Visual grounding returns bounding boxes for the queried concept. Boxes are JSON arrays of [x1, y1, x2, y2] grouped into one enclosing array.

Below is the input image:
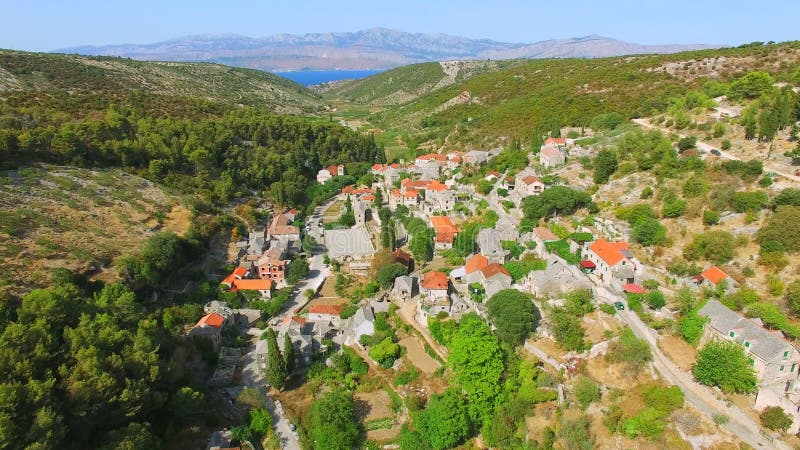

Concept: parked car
[[710, 149, 721, 156], [614, 301, 625, 311]]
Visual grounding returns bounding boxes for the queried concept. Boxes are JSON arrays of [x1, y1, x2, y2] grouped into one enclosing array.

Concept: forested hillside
[[0, 64, 383, 208], [330, 41, 800, 149], [0, 50, 387, 450], [0, 49, 323, 112]]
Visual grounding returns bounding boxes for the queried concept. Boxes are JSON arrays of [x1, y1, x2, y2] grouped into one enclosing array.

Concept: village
[[195, 134, 800, 450]]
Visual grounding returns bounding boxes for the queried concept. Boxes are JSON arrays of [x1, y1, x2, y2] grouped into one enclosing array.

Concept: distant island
[[54, 27, 719, 71]]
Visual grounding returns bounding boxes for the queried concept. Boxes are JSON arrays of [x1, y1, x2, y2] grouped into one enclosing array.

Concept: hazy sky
[[3, 0, 798, 51]]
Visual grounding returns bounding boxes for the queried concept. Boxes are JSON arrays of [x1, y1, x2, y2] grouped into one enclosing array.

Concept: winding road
[[594, 284, 787, 450]]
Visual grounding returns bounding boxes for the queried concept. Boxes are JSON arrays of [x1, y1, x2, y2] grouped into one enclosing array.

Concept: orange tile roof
[[545, 137, 567, 145], [309, 304, 344, 316], [282, 316, 307, 326], [230, 278, 273, 291], [221, 266, 250, 285], [541, 146, 562, 157], [341, 185, 355, 194], [428, 180, 448, 192], [701, 266, 729, 285], [196, 312, 225, 328], [465, 254, 489, 274], [430, 216, 458, 234], [435, 232, 455, 243], [363, 194, 375, 201], [522, 175, 542, 185], [403, 188, 419, 197], [417, 153, 447, 161], [372, 163, 385, 171], [421, 271, 449, 290], [588, 238, 630, 266], [482, 263, 511, 279]]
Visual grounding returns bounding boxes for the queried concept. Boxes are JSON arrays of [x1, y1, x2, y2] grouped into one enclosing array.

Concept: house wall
[[422, 288, 448, 301]]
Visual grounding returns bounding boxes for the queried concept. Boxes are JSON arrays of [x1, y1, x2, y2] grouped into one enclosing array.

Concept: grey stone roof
[[394, 275, 413, 292], [477, 228, 503, 256], [698, 300, 794, 363], [353, 305, 375, 327], [324, 227, 376, 259]]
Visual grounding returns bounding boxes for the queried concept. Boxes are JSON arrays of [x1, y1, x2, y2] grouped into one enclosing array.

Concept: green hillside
[[0, 49, 324, 112], [320, 60, 506, 105], [340, 42, 800, 149]]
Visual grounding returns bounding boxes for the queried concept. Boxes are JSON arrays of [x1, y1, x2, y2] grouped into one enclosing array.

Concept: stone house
[[698, 300, 800, 431], [583, 238, 642, 290]]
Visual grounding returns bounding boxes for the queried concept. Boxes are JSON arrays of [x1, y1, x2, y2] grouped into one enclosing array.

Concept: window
[[744, 341, 751, 349], [729, 331, 736, 338], [792, 364, 797, 373], [781, 365, 785, 372], [749, 358, 755, 366], [784, 351, 790, 359]]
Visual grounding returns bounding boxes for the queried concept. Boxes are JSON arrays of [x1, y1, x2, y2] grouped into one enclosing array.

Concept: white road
[[594, 284, 787, 450], [236, 199, 333, 450]]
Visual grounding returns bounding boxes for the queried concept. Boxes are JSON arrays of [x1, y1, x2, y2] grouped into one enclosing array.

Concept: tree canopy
[[447, 313, 504, 424], [309, 391, 359, 450], [415, 388, 471, 450], [486, 289, 541, 346], [693, 340, 757, 393], [522, 186, 595, 221]]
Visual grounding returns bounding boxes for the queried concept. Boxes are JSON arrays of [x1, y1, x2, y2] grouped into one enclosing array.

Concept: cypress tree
[[265, 329, 286, 390], [283, 332, 296, 374]]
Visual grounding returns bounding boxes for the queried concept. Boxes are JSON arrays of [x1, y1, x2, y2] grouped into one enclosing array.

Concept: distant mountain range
[[54, 28, 720, 71]]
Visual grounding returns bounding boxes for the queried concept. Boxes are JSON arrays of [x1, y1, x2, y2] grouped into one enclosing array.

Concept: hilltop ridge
[[54, 28, 718, 71]]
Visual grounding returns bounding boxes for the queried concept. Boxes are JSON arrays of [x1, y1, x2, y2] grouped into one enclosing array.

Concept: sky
[[2, 0, 799, 51]]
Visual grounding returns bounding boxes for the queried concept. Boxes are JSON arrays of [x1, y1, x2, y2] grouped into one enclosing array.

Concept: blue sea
[[275, 70, 384, 86]]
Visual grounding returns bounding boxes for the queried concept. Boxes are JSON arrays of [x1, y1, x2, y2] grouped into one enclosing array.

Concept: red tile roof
[[282, 316, 307, 326], [430, 216, 458, 234], [221, 266, 249, 286], [309, 304, 344, 317], [393, 248, 412, 266], [541, 146, 562, 157], [421, 271, 449, 290], [545, 137, 567, 145], [622, 283, 646, 294], [465, 254, 489, 274], [435, 233, 455, 243], [579, 260, 596, 269], [416, 153, 447, 162], [522, 175, 542, 185], [701, 266, 729, 285], [229, 278, 274, 292], [196, 312, 225, 328], [588, 238, 630, 267], [482, 263, 511, 279]]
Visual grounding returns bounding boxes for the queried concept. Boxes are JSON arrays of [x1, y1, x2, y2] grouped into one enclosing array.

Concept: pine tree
[[283, 332, 296, 374], [265, 329, 286, 390]]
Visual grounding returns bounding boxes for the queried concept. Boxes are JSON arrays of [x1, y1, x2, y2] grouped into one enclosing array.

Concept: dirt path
[[398, 336, 440, 374], [396, 301, 449, 361], [633, 118, 800, 183]]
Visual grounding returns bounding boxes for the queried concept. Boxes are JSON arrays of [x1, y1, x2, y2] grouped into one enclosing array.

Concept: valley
[[2, 38, 800, 450]]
